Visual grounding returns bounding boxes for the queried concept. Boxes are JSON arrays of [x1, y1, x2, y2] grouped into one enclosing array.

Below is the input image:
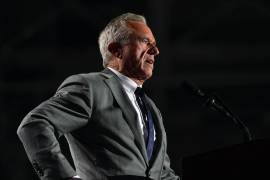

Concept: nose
[[147, 44, 159, 56]]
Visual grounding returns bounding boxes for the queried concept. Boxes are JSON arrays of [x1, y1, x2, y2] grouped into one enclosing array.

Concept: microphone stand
[[182, 81, 252, 143], [203, 93, 252, 142]]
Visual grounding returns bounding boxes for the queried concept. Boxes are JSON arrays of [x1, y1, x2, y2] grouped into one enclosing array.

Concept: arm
[[17, 74, 91, 180]]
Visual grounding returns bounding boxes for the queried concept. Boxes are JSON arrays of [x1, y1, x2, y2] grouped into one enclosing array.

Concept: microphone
[[182, 81, 229, 113], [182, 80, 252, 142]]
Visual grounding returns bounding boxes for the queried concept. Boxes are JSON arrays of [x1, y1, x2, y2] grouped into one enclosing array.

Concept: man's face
[[120, 21, 159, 82]]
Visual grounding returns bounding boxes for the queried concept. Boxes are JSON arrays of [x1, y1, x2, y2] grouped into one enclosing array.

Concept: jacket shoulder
[[57, 71, 110, 90], [80, 71, 111, 81]]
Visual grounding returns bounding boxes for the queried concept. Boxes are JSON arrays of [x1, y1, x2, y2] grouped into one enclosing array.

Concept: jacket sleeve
[[161, 153, 181, 180], [17, 74, 92, 180]]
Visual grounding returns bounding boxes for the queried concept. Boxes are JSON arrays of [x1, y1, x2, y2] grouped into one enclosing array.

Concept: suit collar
[[101, 68, 115, 78]]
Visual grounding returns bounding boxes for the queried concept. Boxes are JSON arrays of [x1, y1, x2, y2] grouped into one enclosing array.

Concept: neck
[[129, 77, 144, 86], [107, 61, 144, 86]]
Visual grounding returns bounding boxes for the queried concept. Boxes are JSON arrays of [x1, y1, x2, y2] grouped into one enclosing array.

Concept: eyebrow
[[141, 36, 156, 46]]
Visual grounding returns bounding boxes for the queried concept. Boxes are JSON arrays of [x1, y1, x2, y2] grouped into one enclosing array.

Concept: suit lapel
[[102, 69, 149, 165]]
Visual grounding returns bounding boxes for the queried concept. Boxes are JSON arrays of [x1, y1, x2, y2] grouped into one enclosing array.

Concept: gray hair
[[98, 13, 147, 67]]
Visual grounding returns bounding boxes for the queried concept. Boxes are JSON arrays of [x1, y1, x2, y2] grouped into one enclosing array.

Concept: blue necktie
[[135, 87, 155, 160]]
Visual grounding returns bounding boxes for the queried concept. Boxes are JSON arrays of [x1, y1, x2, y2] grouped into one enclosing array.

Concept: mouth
[[145, 59, 154, 65]]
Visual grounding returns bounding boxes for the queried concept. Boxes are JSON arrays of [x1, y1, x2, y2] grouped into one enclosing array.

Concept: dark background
[[1, 0, 270, 179]]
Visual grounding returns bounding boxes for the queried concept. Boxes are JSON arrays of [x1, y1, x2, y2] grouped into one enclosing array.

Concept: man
[[17, 13, 180, 180]]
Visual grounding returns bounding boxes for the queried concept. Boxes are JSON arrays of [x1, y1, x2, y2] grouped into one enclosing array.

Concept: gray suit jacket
[[17, 68, 180, 180]]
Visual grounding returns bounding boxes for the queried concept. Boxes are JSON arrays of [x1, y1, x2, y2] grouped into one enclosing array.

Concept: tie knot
[[135, 87, 144, 97]]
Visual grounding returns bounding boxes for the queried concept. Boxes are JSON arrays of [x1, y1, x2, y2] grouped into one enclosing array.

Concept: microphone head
[[181, 80, 206, 98]]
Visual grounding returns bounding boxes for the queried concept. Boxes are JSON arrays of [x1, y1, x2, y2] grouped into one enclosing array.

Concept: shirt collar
[[108, 67, 141, 93]]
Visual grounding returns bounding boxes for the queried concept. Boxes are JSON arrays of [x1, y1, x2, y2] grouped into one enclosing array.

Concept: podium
[[182, 139, 270, 179]]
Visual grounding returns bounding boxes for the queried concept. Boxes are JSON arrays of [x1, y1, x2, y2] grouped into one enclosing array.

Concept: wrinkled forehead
[[126, 20, 155, 40]]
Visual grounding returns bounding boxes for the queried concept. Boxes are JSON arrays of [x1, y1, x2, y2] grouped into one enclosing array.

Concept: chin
[[144, 70, 153, 80], [136, 71, 152, 81]]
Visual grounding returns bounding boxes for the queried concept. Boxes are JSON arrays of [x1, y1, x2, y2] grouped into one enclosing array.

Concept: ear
[[108, 42, 122, 59]]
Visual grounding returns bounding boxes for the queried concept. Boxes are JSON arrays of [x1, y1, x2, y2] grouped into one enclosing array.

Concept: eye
[[141, 38, 150, 44]]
